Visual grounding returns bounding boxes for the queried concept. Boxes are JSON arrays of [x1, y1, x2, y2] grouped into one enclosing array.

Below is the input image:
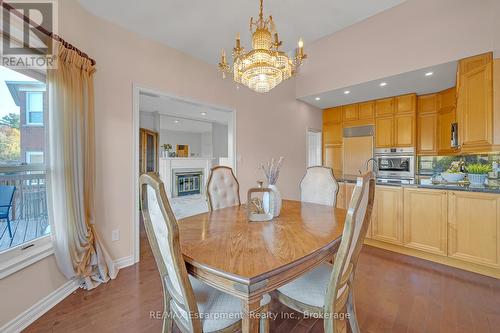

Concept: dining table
[[178, 199, 347, 333]]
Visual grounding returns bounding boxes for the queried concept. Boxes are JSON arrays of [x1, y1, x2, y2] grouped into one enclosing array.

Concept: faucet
[[359, 157, 378, 175]]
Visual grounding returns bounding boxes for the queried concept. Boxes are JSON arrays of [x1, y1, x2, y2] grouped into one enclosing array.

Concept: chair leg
[[346, 291, 360, 333], [259, 303, 270, 333]]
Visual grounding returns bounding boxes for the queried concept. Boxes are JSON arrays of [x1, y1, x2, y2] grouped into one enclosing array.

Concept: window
[[25, 151, 44, 164], [26, 91, 44, 125], [307, 129, 322, 167], [0, 65, 51, 278]]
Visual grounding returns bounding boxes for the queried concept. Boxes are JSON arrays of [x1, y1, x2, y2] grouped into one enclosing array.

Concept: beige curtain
[[46, 42, 117, 289]]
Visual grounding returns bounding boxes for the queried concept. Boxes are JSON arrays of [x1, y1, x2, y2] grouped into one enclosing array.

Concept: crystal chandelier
[[218, 0, 307, 93]]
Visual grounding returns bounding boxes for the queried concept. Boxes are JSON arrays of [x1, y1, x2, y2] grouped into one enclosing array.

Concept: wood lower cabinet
[[375, 116, 394, 148], [336, 183, 346, 209], [448, 191, 500, 268], [371, 186, 403, 245], [403, 188, 448, 256]]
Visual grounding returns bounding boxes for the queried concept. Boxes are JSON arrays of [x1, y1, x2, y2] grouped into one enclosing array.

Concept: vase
[[263, 184, 282, 217], [468, 173, 487, 185]]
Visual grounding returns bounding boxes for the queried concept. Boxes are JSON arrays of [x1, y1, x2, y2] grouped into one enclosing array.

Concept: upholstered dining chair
[[276, 171, 375, 333], [206, 166, 240, 211], [140, 172, 245, 333], [300, 166, 339, 206]]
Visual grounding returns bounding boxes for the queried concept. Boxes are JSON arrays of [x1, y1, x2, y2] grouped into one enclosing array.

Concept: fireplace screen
[[176, 172, 202, 196]]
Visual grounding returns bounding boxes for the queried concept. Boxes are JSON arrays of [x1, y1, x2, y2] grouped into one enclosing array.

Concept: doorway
[[307, 129, 322, 167], [132, 86, 236, 263]]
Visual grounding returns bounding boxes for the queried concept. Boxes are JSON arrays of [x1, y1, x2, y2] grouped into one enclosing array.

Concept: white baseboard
[[114, 255, 135, 269], [0, 255, 136, 333], [0, 278, 80, 333]]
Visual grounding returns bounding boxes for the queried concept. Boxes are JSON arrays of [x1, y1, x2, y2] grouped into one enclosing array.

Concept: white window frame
[[26, 151, 44, 164], [26, 91, 44, 126]]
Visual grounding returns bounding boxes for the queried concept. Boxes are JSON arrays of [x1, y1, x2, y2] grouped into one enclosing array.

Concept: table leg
[[242, 297, 267, 333]]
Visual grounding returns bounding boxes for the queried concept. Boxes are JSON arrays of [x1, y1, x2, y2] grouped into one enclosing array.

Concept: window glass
[[0, 65, 49, 253]]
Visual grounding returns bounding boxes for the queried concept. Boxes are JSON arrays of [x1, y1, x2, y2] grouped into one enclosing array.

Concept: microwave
[[374, 147, 415, 180]]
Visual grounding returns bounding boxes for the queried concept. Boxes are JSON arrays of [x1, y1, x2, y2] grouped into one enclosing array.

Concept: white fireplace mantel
[[159, 157, 215, 197]]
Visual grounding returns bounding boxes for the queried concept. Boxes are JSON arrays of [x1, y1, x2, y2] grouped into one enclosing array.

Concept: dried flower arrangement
[[261, 157, 284, 185]]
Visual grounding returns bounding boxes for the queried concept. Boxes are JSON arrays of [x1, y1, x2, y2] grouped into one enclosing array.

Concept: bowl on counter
[[441, 172, 466, 182]]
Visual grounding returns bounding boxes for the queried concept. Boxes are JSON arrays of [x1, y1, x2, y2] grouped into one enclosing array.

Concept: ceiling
[[140, 92, 231, 133], [300, 60, 458, 108], [78, 0, 406, 64]]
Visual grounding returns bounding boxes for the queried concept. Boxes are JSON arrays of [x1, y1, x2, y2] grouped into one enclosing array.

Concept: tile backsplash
[[418, 153, 500, 175]]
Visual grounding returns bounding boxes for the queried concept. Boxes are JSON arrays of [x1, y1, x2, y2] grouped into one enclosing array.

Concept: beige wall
[[0, 0, 321, 326], [296, 0, 500, 98]]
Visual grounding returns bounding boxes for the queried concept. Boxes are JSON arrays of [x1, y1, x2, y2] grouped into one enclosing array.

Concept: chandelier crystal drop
[[218, 0, 307, 93]]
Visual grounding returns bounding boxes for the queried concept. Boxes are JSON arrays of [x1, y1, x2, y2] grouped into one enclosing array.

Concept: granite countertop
[[335, 174, 500, 194]]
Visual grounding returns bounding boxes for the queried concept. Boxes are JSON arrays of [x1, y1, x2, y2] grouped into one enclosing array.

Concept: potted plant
[[466, 163, 492, 185], [162, 143, 172, 157], [441, 161, 465, 182]]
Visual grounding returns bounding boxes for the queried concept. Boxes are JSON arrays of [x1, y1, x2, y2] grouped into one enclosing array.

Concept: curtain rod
[[2, 2, 96, 66]]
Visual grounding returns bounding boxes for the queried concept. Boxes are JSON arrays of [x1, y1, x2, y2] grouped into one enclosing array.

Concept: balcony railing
[[0, 165, 49, 252]]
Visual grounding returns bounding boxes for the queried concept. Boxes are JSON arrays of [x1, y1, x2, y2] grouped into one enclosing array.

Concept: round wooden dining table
[[178, 199, 347, 333]]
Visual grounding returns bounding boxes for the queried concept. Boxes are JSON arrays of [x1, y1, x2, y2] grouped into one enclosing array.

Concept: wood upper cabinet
[[323, 122, 342, 145], [342, 104, 359, 122], [448, 191, 500, 268], [324, 144, 343, 177], [358, 101, 375, 119], [375, 116, 394, 148], [457, 52, 493, 150], [437, 88, 457, 154], [417, 113, 438, 155], [417, 93, 439, 155], [395, 94, 417, 114], [323, 106, 342, 123], [417, 93, 438, 114], [371, 186, 403, 245], [403, 188, 448, 256], [375, 98, 394, 117], [394, 114, 415, 147]]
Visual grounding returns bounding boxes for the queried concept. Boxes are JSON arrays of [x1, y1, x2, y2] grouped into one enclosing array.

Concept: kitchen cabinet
[[323, 106, 342, 123], [457, 52, 493, 151], [342, 104, 358, 122], [396, 94, 417, 114], [403, 188, 447, 256], [437, 88, 457, 154], [336, 183, 346, 209], [323, 122, 342, 145], [324, 144, 343, 176], [448, 191, 500, 268], [375, 97, 394, 117], [375, 116, 394, 148], [394, 114, 415, 147], [417, 113, 438, 155], [417, 93, 438, 114], [345, 183, 355, 208], [371, 186, 403, 245], [358, 101, 375, 119]]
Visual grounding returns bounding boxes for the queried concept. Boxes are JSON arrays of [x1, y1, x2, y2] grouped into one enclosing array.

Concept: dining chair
[[206, 166, 240, 211], [0, 185, 16, 241], [276, 171, 375, 333], [140, 172, 245, 333], [300, 166, 339, 206]]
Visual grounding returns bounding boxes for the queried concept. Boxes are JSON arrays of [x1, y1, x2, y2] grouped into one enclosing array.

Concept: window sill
[[0, 235, 53, 279]]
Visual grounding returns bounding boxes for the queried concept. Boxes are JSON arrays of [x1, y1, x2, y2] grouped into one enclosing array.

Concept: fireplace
[[172, 169, 204, 197]]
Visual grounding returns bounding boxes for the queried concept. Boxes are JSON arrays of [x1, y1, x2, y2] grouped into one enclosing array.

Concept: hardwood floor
[[25, 225, 500, 333]]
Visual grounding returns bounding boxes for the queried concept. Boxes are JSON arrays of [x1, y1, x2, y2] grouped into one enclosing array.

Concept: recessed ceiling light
[[344, 90, 350, 95], [174, 120, 180, 123], [379, 82, 387, 87], [425, 71, 434, 77], [201, 112, 207, 116], [315, 97, 321, 101]]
